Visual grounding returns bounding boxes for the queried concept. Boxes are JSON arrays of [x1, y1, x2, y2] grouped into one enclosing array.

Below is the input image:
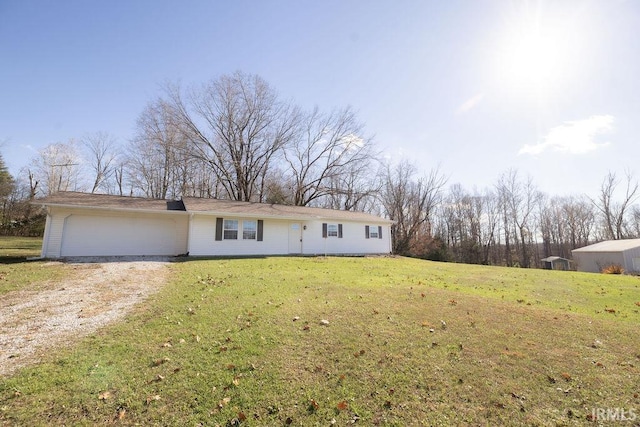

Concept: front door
[[288, 222, 302, 254]]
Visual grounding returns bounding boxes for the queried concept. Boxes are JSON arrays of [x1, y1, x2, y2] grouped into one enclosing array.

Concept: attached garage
[[39, 193, 189, 258], [59, 212, 187, 257]]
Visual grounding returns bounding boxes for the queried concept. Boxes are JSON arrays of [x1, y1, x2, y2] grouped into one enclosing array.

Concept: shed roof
[[34, 192, 391, 223], [572, 239, 640, 253], [540, 256, 571, 262]]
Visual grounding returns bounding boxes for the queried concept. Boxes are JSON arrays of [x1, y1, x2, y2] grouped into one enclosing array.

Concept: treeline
[[2, 71, 639, 267]]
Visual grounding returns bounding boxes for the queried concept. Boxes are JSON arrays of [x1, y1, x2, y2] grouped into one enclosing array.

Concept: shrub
[[602, 264, 624, 274]]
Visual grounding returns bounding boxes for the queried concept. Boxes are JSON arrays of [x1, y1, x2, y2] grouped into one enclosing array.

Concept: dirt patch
[[0, 259, 171, 376]]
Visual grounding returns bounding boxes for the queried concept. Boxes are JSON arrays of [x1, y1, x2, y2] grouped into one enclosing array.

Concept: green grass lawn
[[0, 237, 71, 295], [0, 236, 42, 260], [1, 256, 639, 426]]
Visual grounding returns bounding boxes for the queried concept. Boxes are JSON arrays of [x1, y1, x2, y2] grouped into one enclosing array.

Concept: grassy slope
[[0, 257, 638, 426], [0, 237, 70, 295], [0, 237, 42, 259]]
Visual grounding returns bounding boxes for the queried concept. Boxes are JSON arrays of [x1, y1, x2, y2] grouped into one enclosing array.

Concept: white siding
[[188, 215, 290, 256], [44, 207, 188, 257], [42, 209, 70, 258], [188, 215, 392, 256], [302, 220, 391, 255]]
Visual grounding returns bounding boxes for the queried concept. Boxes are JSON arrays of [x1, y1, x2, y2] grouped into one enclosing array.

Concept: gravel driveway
[[0, 258, 171, 377]]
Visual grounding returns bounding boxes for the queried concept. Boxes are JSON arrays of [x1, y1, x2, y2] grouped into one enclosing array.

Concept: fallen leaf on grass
[[320, 319, 330, 326], [336, 400, 348, 411], [151, 357, 170, 367], [145, 395, 161, 405], [147, 374, 164, 384], [98, 391, 112, 400], [561, 372, 572, 381], [308, 399, 319, 412], [238, 411, 247, 421], [117, 407, 126, 420], [218, 397, 231, 408], [635, 302, 640, 306]]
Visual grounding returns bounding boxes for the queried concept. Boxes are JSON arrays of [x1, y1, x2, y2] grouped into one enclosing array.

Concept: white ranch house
[[36, 192, 392, 258]]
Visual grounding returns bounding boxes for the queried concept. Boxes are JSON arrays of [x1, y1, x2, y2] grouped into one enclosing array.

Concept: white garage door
[[61, 214, 180, 256]]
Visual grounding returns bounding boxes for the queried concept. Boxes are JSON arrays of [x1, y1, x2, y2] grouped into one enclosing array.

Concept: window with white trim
[[327, 224, 338, 237], [243, 220, 257, 240], [368, 225, 379, 239], [223, 219, 238, 240]]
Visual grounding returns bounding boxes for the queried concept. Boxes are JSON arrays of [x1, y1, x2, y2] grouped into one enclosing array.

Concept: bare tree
[[591, 171, 639, 240], [563, 196, 596, 248], [29, 141, 83, 196], [167, 71, 299, 202], [81, 132, 118, 193], [496, 170, 542, 268], [283, 106, 379, 208], [127, 98, 209, 199], [322, 164, 382, 213], [381, 160, 447, 255]]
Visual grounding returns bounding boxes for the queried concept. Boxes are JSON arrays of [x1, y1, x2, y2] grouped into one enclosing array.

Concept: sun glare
[[492, 3, 588, 99], [501, 26, 564, 94]]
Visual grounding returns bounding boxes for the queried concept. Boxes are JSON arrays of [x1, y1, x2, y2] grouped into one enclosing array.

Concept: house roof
[[34, 192, 392, 223], [572, 239, 640, 253], [34, 191, 184, 212], [182, 197, 392, 223]]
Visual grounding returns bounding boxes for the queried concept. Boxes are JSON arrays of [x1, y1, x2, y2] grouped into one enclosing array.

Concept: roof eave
[[37, 202, 187, 216], [189, 210, 392, 223]]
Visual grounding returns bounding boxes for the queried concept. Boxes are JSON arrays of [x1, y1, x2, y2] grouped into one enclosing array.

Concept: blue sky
[[1, 0, 639, 198]]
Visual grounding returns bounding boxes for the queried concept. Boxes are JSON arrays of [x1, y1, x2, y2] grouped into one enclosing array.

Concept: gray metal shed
[[572, 239, 640, 273], [540, 256, 571, 271]]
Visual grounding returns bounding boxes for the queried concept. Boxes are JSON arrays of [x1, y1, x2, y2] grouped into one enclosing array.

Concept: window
[[223, 219, 238, 240], [243, 220, 257, 240], [366, 225, 383, 239], [216, 218, 264, 241], [322, 223, 343, 238]]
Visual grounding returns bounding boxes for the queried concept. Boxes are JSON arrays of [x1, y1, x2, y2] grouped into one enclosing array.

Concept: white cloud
[[519, 115, 614, 155], [456, 93, 484, 115]]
